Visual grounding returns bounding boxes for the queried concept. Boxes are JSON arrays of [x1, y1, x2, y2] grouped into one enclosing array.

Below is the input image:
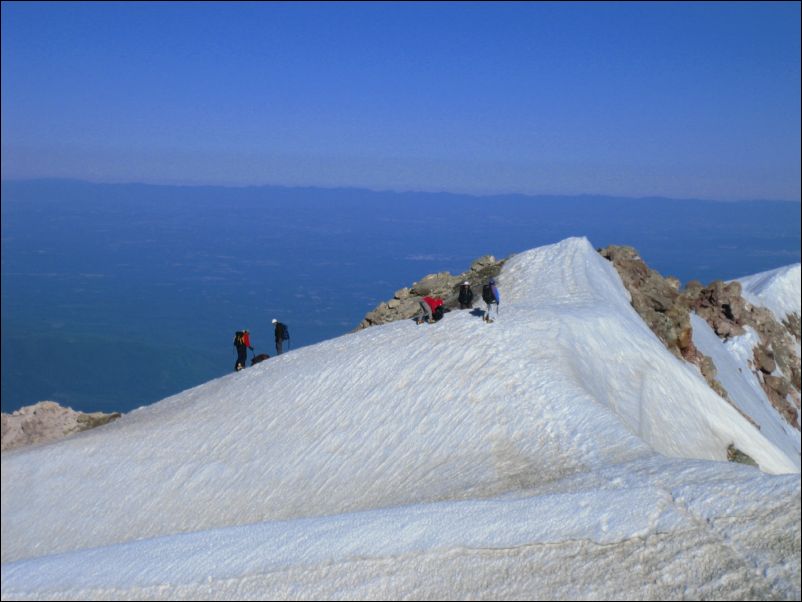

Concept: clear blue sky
[[2, 1, 800, 200]]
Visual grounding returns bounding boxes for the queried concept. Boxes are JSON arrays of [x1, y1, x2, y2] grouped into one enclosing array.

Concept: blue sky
[[2, 1, 800, 200]]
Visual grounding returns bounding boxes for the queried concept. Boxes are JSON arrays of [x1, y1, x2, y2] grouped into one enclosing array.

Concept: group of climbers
[[234, 278, 500, 371], [233, 319, 290, 372], [415, 277, 500, 325]]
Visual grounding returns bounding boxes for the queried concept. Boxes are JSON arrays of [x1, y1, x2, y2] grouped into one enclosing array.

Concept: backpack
[[482, 284, 495, 304], [279, 323, 290, 340], [234, 331, 244, 347]]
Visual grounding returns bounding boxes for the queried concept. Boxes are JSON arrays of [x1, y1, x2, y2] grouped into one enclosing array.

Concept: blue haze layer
[[2, 180, 800, 414], [3, 3, 800, 200]]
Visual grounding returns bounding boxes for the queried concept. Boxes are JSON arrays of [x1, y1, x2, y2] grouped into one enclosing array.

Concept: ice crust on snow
[[2, 237, 800, 600]]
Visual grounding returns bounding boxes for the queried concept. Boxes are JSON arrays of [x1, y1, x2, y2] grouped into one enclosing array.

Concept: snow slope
[[2, 237, 800, 600], [2, 457, 798, 601], [735, 263, 801, 322]]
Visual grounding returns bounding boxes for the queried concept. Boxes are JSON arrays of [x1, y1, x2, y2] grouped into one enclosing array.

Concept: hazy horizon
[[2, 176, 800, 204]]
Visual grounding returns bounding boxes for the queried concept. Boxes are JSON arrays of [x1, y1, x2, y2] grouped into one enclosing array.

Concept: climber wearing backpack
[[416, 296, 443, 325], [234, 329, 254, 371], [272, 318, 290, 355], [458, 281, 474, 309], [482, 278, 500, 323]]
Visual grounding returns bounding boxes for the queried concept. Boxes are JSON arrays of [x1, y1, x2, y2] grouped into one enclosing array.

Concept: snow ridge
[[2, 237, 800, 600], [736, 263, 801, 322]]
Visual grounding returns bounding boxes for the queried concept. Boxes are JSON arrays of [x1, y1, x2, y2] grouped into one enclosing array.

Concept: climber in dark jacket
[[458, 281, 474, 309], [482, 278, 500, 323], [272, 318, 288, 355]]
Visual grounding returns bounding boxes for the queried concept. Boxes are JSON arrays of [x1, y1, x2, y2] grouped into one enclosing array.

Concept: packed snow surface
[[2, 237, 800, 600], [735, 263, 801, 322]]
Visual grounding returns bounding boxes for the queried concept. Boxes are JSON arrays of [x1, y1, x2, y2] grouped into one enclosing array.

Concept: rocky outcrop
[[1, 401, 121, 452], [597, 246, 726, 394], [688, 280, 800, 429], [726, 444, 759, 468], [689, 280, 747, 338], [599, 245, 800, 432], [784, 312, 801, 342], [357, 254, 506, 330]]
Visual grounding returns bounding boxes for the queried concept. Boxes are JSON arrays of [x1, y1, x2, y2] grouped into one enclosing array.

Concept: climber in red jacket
[[416, 296, 444, 324]]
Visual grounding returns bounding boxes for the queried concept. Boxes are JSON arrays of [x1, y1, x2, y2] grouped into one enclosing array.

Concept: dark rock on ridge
[[356, 254, 507, 330]]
